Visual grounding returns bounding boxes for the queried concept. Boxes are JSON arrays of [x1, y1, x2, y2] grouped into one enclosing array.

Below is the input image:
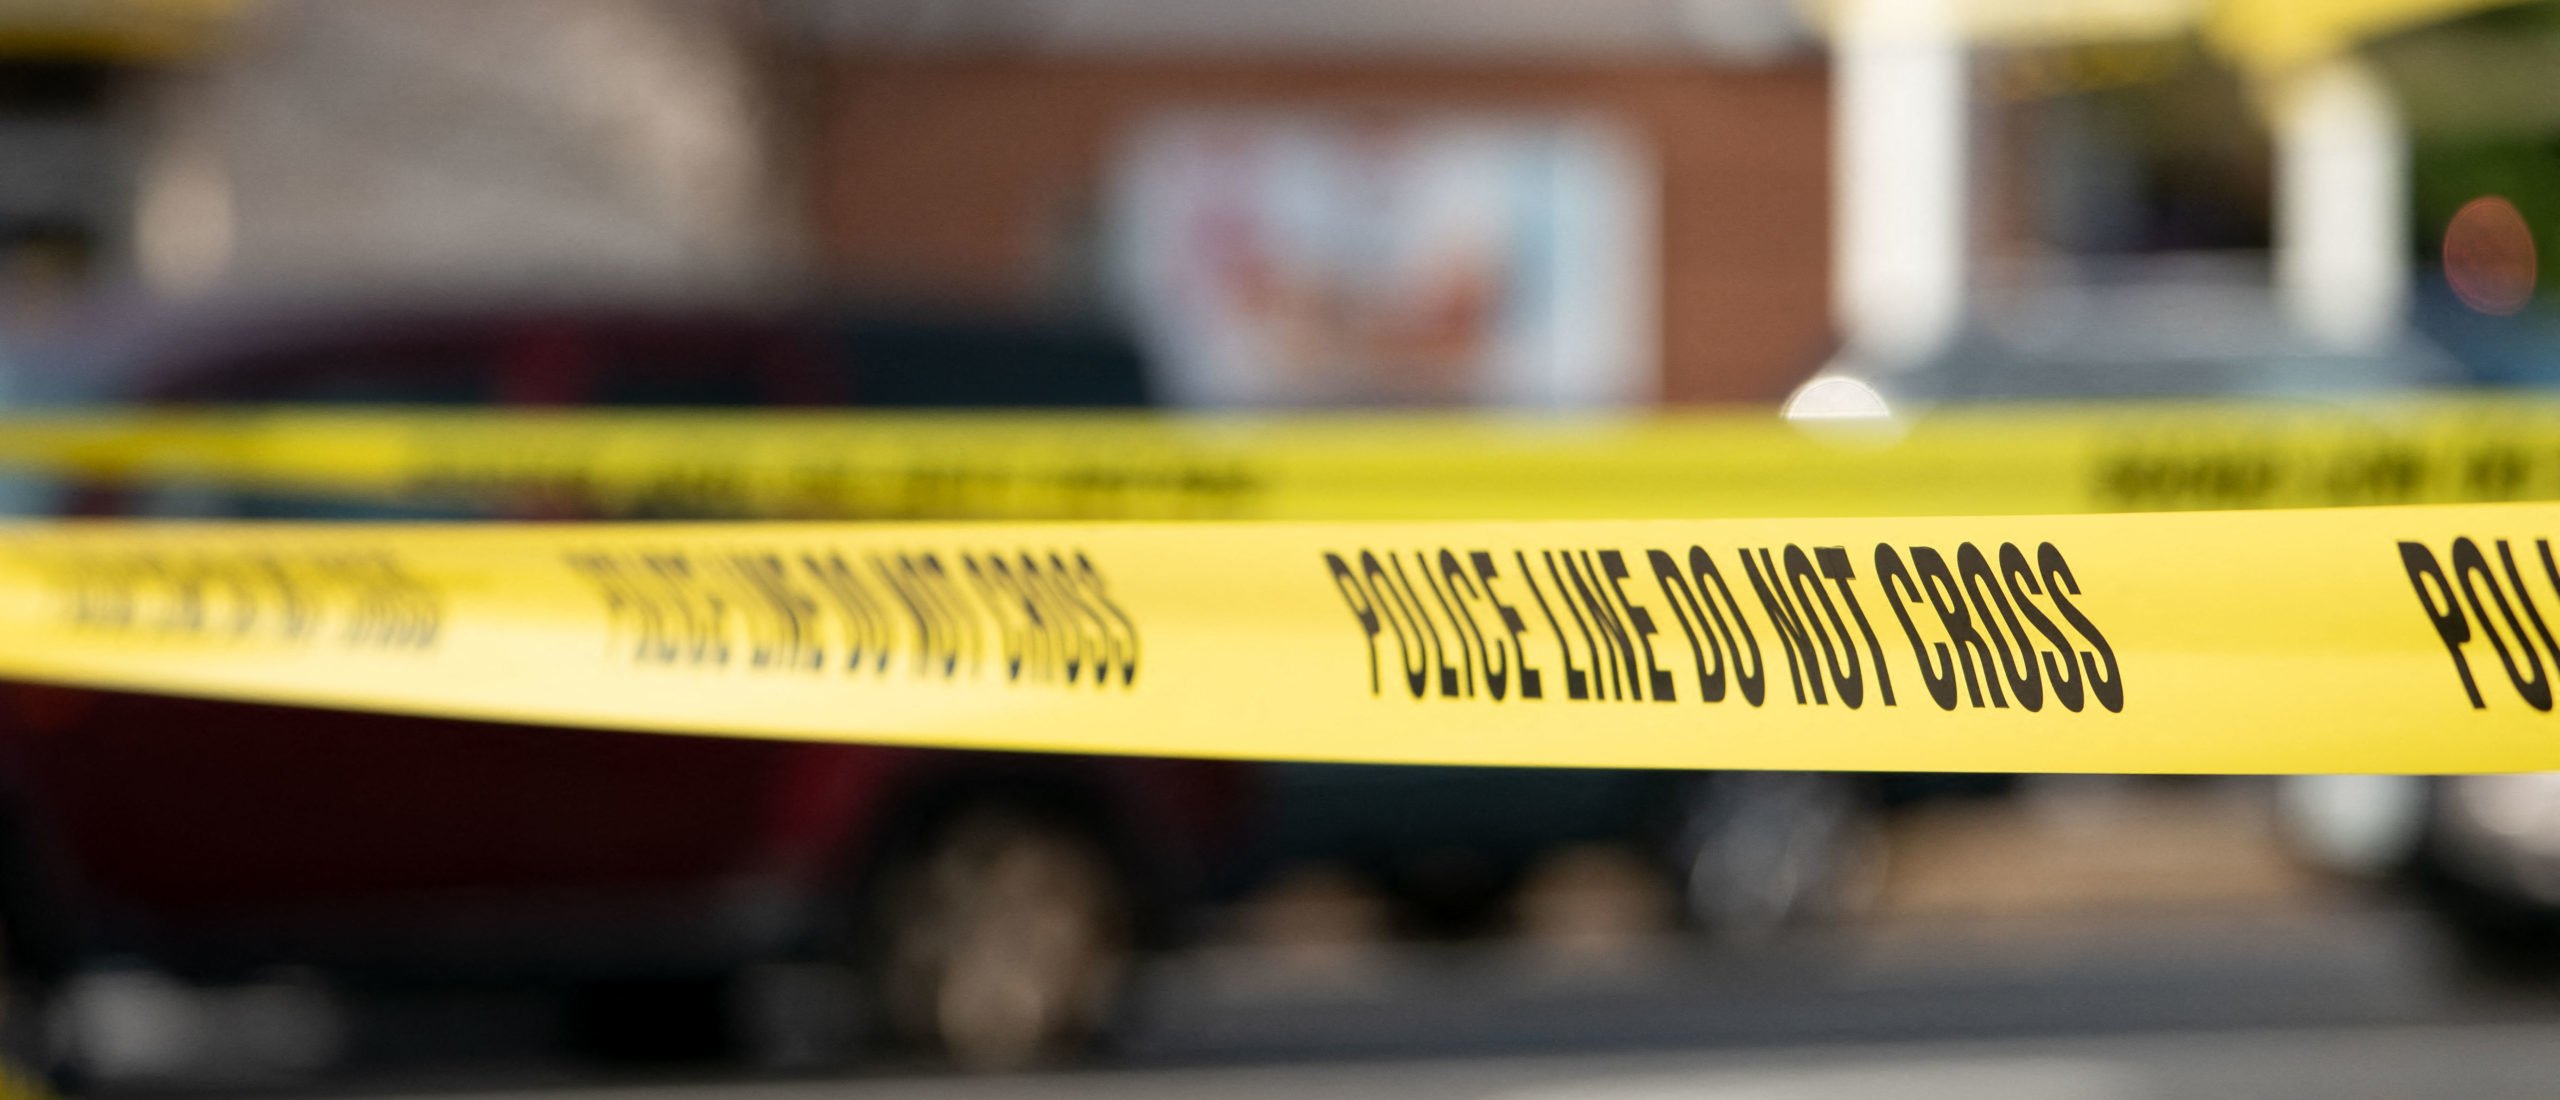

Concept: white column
[[1832, 0, 1969, 370], [2273, 57, 2410, 354]]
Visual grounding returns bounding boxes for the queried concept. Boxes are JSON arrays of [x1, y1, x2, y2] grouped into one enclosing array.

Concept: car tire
[[0, 885, 67, 1094], [859, 802, 1135, 1071], [2390, 775, 2560, 992], [562, 975, 738, 1066], [2408, 869, 2560, 991], [0, 813, 71, 1094], [0, 940, 51, 1095]]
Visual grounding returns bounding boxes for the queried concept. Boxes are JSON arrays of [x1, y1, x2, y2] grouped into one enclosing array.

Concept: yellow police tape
[[0, 502, 2555, 773], [7, 394, 2560, 520]]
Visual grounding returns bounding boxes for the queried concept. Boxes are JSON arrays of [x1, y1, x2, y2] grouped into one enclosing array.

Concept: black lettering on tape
[[1648, 549, 1723, 702], [1689, 546, 1764, 706], [1880, 547, 1937, 705], [1959, 543, 2043, 712], [2000, 543, 2084, 712], [1325, 552, 1384, 696], [1911, 546, 1996, 708], [2453, 537, 2552, 711], [1043, 551, 1114, 686], [1069, 551, 1139, 687], [2038, 543, 2121, 713], [1421, 550, 1483, 698], [1439, 550, 1499, 701], [2403, 540, 2482, 708], [1744, 547, 1827, 706], [804, 552, 893, 675], [1530, 551, 1594, 701], [1562, 551, 1634, 701], [2498, 540, 2560, 712], [959, 553, 1029, 681], [1815, 547, 1895, 707], [1786, 545, 1863, 709], [1392, 553, 1462, 698], [1601, 550, 1675, 703], [1474, 552, 1542, 700], [1362, 551, 1430, 699]]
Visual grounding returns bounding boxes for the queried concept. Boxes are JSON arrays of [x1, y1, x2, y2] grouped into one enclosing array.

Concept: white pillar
[[2274, 57, 2410, 354], [1832, 0, 1969, 370]]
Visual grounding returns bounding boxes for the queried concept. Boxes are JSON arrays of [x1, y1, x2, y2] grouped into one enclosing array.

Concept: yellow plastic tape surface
[[8, 395, 2560, 520], [1, 503, 2555, 773]]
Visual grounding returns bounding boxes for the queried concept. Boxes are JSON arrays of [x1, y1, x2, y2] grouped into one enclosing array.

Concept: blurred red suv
[[0, 298, 1243, 1075]]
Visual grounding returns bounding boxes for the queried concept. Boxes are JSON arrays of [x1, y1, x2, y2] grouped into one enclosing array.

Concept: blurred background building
[[9, 0, 2555, 405], [132, 0, 792, 297]]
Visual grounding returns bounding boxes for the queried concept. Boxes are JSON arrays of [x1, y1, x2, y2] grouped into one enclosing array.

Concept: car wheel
[[2398, 775, 2560, 991], [2406, 863, 2560, 991], [863, 803, 1134, 1071], [1670, 772, 1882, 939], [563, 976, 737, 1066], [0, 901, 64, 1093]]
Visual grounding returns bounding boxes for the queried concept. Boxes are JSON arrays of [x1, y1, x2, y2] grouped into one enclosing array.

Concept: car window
[[586, 361, 772, 407], [581, 326, 841, 408], [829, 317, 1153, 407], [160, 334, 500, 406]]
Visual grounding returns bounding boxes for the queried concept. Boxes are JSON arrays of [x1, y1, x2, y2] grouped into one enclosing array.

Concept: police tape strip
[[8, 395, 2560, 520], [1, 503, 2556, 774]]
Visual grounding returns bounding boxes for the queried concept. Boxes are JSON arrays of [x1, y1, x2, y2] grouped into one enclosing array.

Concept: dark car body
[[0, 300, 1246, 1041]]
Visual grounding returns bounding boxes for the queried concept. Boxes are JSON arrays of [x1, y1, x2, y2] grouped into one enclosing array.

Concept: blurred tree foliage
[[2386, 2, 2560, 303]]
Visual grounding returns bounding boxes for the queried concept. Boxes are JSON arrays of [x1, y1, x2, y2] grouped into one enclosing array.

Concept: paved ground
[[342, 1021, 2560, 1100], [235, 904, 2560, 1100], [104, 780, 2560, 1098]]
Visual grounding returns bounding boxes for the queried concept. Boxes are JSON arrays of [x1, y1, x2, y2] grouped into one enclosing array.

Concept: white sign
[[1109, 111, 1655, 408]]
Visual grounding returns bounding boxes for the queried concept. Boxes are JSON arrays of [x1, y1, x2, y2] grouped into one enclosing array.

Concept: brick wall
[[810, 53, 1833, 405]]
